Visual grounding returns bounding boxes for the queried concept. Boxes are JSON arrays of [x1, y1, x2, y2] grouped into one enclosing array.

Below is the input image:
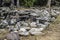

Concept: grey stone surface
[[29, 28, 43, 35], [0, 7, 60, 35], [6, 32, 20, 40], [30, 22, 37, 28], [19, 28, 29, 36]]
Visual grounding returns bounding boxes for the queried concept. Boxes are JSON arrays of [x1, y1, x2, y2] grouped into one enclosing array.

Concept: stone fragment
[[30, 22, 37, 28], [19, 28, 29, 36], [29, 28, 44, 35]]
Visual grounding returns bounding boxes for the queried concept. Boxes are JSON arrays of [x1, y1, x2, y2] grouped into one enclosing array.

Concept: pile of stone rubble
[[0, 7, 60, 35]]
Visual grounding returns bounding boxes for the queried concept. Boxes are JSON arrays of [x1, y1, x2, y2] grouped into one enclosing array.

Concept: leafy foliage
[[20, 0, 48, 7], [1, 0, 60, 7], [23, 0, 36, 7]]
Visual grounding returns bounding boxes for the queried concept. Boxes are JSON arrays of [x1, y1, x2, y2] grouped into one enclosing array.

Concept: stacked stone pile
[[0, 7, 60, 35]]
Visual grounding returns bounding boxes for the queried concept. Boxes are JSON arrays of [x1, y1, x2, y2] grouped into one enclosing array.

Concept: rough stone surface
[[0, 7, 60, 35]]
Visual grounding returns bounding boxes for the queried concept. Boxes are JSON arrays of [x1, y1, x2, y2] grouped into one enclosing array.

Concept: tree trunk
[[11, 0, 14, 7], [0, 0, 3, 6], [2, 0, 4, 6], [47, 0, 51, 12], [17, 0, 20, 8]]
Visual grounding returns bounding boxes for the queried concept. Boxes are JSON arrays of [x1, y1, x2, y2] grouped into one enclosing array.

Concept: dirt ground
[[20, 15, 60, 40]]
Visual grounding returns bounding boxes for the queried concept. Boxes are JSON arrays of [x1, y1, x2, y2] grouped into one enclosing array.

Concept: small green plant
[[24, 0, 36, 7]]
